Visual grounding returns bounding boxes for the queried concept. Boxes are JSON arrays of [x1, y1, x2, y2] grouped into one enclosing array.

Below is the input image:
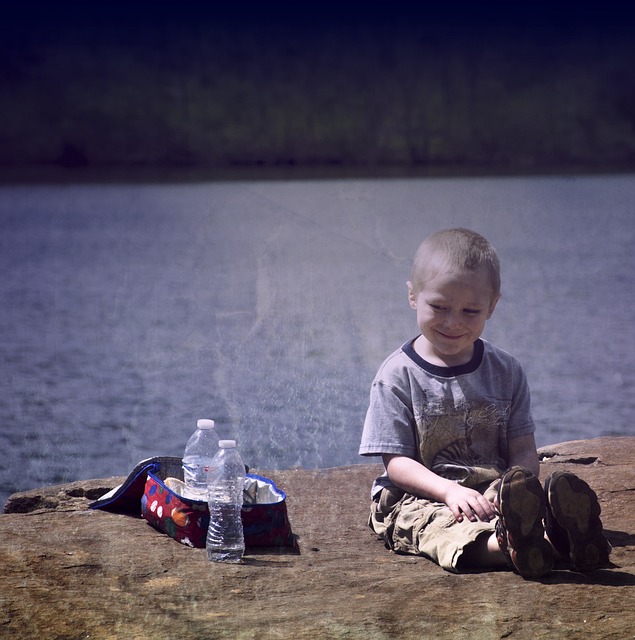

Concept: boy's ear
[[486, 295, 501, 319], [406, 281, 417, 309]]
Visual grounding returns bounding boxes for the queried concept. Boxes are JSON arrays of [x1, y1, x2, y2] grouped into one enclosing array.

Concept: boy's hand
[[382, 454, 496, 523], [441, 484, 496, 523]]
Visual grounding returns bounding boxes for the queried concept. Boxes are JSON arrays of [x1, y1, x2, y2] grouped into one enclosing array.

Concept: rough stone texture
[[1, 436, 634, 640]]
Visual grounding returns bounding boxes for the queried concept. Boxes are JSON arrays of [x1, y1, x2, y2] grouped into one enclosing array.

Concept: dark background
[[2, 1, 635, 179]]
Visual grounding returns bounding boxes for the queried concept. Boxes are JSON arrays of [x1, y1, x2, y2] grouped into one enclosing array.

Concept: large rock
[[1, 437, 634, 639]]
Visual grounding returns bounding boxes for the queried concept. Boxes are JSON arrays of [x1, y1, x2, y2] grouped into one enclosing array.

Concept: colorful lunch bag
[[89, 456, 298, 551]]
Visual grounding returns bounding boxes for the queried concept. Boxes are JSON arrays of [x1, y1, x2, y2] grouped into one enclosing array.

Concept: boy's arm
[[507, 433, 540, 477], [382, 453, 496, 524]]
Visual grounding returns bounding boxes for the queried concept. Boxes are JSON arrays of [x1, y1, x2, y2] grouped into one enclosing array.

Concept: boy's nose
[[444, 311, 462, 328]]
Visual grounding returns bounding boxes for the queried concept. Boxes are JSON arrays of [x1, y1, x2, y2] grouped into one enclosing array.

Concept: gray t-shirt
[[359, 338, 536, 496]]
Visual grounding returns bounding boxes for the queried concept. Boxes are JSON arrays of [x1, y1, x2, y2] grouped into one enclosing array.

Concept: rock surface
[[1, 437, 634, 640]]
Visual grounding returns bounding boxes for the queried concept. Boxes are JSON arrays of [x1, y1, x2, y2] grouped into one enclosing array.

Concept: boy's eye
[[430, 304, 446, 311]]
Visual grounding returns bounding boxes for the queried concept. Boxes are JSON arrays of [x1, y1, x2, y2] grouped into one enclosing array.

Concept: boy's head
[[408, 228, 501, 300], [406, 228, 501, 366]]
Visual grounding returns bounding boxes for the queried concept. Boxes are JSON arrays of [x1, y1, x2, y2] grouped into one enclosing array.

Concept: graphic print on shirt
[[417, 399, 509, 488]]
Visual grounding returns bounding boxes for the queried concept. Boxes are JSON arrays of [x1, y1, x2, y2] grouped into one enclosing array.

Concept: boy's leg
[[495, 467, 554, 579], [459, 530, 508, 570], [371, 488, 496, 572], [544, 471, 611, 572]]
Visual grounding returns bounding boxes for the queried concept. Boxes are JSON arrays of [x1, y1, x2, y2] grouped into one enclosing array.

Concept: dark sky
[[3, 1, 634, 40]]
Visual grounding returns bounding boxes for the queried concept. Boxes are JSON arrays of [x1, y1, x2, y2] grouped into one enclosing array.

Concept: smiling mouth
[[438, 332, 465, 340]]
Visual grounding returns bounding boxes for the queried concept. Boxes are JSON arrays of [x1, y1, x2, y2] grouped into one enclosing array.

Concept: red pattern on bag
[[141, 472, 298, 550]]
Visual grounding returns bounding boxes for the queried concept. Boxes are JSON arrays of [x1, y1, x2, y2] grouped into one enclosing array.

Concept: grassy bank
[[2, 3, 634, 176]]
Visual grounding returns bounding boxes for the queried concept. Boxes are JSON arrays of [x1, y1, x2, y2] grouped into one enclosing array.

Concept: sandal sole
[[498, 468, 553, 579], [546, 472, 610, 572]]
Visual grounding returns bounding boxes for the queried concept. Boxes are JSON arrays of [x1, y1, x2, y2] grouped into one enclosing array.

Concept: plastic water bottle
[[206, 440, 246, 563], [182, 419, 219, 500]]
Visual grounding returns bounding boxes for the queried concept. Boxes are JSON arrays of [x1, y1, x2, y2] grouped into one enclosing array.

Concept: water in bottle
[[206, 440, 246, 563], [182, 419, 219, 500]]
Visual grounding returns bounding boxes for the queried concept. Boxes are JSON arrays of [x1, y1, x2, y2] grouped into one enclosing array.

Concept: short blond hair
[[410, 228, 501, 297]]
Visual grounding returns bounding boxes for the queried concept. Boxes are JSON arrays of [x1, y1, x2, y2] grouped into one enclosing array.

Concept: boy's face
[[407, 268, 499, 367]]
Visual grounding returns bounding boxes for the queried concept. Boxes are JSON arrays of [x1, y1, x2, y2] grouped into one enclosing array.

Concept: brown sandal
[[495, 467, 553, 579], [544, 471, 611, 572]]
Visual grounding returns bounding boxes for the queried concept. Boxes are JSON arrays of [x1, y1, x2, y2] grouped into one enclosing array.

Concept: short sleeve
[[506, 357, 536, 440], [359, 377, 418, 459]]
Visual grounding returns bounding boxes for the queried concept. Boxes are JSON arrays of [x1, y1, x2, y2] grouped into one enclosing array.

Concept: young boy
[[359, 228, 611, 579]]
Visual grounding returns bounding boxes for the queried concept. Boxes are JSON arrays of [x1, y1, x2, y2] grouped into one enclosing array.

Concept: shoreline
[[2, 162, 635, 186]]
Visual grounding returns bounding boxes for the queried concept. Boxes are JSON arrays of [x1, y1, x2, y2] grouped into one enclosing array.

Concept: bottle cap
[[197, 419, 215, 429], [219, 440, 236, 448]]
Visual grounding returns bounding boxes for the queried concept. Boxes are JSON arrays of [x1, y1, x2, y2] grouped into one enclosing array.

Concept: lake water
[[1, 173, 634, 509]]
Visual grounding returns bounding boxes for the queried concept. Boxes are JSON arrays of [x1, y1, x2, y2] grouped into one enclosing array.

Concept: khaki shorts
[[369, 480, 500, 573]]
